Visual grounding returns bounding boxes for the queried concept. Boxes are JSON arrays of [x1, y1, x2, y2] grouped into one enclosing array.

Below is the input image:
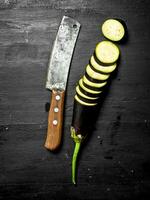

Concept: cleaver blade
[[44, 16, 81, 151], [46, 16, 80, 90]]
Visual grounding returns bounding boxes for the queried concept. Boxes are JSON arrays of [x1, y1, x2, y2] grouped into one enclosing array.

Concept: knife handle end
[[44, 89, 65, 151]]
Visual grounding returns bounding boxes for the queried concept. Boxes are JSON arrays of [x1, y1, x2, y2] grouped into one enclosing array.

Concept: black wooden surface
[[0, 0, 150, 199]]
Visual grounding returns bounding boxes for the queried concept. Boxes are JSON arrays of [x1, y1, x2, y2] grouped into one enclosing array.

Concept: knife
[[44, 16, 81, 151]]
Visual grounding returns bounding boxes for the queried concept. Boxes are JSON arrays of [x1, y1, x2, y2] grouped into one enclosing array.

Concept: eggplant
[[71, 18, 126, 185], [86, 64, 110, 81], [74, 95, 97, 106], [79, 84, 101, 98], [95, 41, 120, 64], [102, 19, 125, 42], [71, 63, 118, 184], [85, 72, 108, 83], [71, 99, 98, 184], [90, 55, 117, 74], [76, 93, 99, 104], [83, 75, 107, 88], [82, 79, 105, 91], [76, 85, 99, 99], [79, 78, 102, 94], [79, 79, 102, 98]]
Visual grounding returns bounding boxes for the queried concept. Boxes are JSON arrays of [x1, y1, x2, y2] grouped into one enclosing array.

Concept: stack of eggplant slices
[[75, 19, 126, 106]]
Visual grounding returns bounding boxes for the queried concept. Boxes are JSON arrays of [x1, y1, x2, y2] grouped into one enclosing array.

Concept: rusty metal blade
[[46, 16, 81, 90]]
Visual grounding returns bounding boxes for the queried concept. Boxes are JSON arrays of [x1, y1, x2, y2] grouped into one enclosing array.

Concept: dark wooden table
[[0, 0, 150, 199]]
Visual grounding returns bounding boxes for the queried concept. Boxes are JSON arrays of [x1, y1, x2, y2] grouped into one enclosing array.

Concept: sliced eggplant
[[71, 18, 127, 185], [79, 85, 101, 98], [86, 64, 110, 81], [76, 93, 99, 104], [102, 19, 125, 42], [83, 75, 107, 88], [76, 86, 98, 100], [79, 79, 101, 98], [89, 61, 108, 75], [95, 41, 120, 64], [90, 55, 117, 74], [79, 79, 102, 94], [75, 95, 97, 106], [82, 79, 105, 91], [85, 72, 107, 83]]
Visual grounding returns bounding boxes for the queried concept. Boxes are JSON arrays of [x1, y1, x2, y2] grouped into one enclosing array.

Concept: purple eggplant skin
[[71, 99, 100, 185], [71, 99, 98, 138]]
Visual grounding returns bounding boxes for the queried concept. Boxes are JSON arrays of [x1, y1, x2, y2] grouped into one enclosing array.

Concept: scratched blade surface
[[46, 16, 81, 90]]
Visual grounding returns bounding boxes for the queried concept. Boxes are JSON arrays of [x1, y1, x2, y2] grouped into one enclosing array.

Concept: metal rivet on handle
[[53, 120, 58, 125], [55, 95, 60, 101], [54, 107, 59, 113]]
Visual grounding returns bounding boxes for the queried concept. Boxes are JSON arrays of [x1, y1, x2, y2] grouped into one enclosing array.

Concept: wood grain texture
[[44, 90, 65, 151], [0, 0, 150, 200]]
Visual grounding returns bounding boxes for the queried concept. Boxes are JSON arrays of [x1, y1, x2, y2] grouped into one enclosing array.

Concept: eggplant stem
[[72, 142, 81, 185]]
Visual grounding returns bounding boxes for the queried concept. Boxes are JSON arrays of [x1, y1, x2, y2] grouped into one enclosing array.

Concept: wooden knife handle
[[44, 89, 65, 151]]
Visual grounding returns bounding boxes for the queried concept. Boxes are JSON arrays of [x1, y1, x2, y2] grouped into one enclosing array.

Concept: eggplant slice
[[102, 19, 125, 42], [95, 41, 120, 64]]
